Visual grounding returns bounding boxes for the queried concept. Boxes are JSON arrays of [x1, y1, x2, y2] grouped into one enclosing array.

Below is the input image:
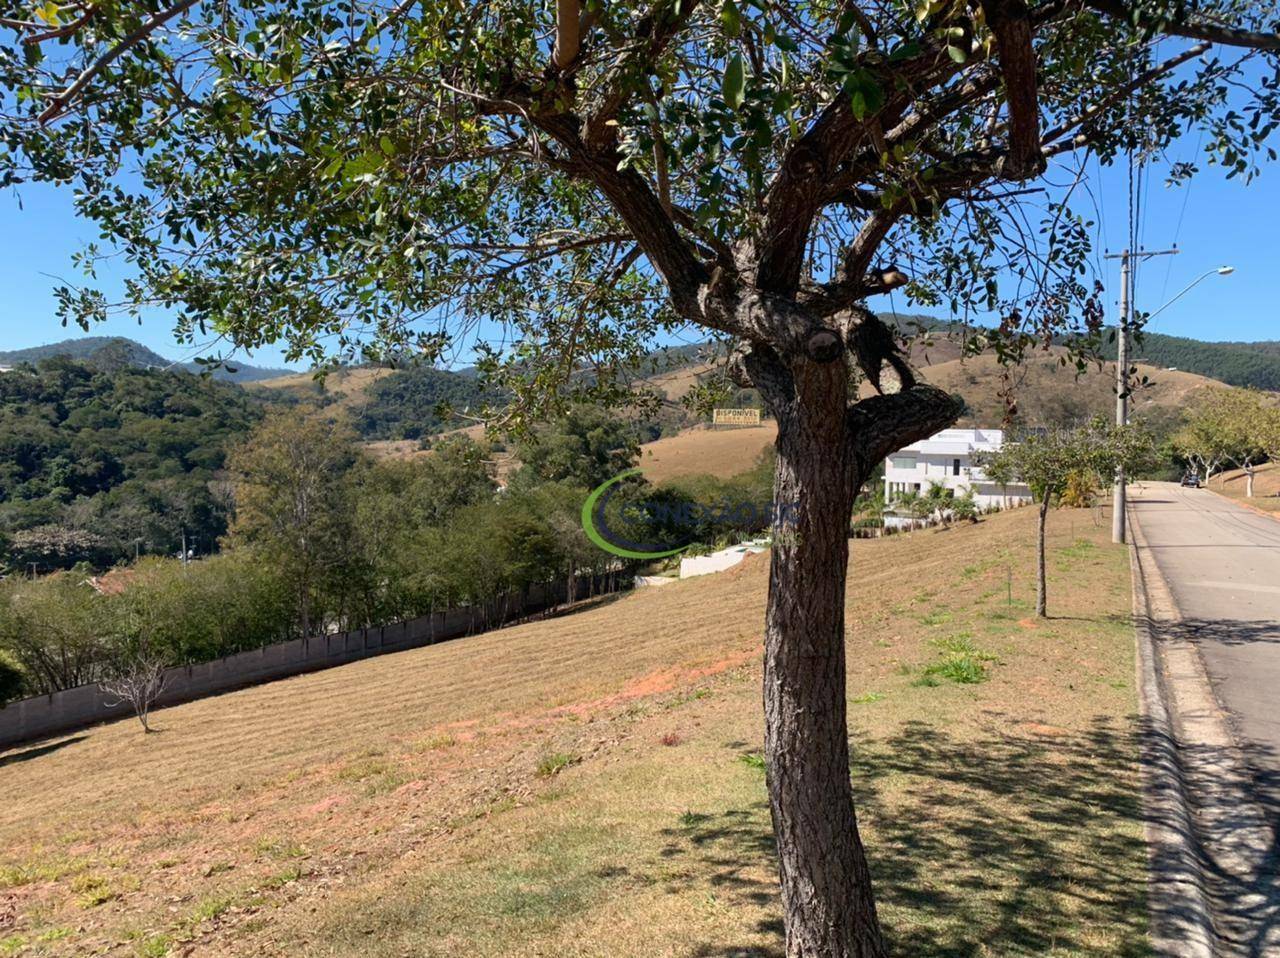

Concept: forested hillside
[[355, 367, 497, 439], [0, 336, 292, 383], [1104, 331, 1280, 390], [874, 315, 1280, 392], [0, 357, 269, 570]]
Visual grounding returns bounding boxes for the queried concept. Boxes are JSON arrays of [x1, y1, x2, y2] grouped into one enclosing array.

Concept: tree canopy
[[5, 2, 1279, 954], [2, 0, 1277, 399]]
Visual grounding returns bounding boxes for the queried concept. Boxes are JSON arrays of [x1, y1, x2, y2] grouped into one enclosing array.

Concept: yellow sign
[[713, 408, 762, 427]]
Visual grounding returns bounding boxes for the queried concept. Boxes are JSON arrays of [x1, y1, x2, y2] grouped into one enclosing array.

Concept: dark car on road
[[1181, 474, 1202, 488]]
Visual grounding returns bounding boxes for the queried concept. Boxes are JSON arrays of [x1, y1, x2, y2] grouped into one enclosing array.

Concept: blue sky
[[0, 146, 1275, 371]]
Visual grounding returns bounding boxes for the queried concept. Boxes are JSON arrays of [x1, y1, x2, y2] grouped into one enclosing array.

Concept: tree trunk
[[1246, 465, 1255, 498], [764, 360, 887, 958], [1036, 498, 1049, 618]]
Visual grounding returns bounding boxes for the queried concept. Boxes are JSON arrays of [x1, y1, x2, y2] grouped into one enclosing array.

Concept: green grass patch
[[135, 933, 172, 957], [262, 865, 304, 890], [918, 609, 954, 627], [71, 872, 120, 908], [913, 636, 998, 686], [188, 894, 234, 924], [535, 752, 579, 778], [255, 838, 308, 861]]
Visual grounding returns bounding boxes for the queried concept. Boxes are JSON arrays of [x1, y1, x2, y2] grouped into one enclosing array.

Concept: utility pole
[[1106, 247, 1178, 543]]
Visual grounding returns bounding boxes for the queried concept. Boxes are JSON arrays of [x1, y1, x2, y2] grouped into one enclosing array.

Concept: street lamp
[[1112, 262, 1234, 544], [1143, 265, 1235, 324]]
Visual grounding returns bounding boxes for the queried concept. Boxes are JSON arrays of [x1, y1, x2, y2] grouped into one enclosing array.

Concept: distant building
[[882, 428, 1033, 530]]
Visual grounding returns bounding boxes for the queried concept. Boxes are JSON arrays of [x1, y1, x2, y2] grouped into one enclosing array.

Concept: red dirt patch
[[305, 795, 348, 817]]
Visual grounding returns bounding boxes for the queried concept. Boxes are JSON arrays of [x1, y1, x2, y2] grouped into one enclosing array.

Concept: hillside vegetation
[[0, 505, 1146, 957], [0, 357, 269, 568], [923, 347, 1225, 429], [1107, 330, 1280, 391], [0, 337, 291, 383]]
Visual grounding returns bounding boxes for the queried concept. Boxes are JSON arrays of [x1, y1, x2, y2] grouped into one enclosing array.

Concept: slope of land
[[0, 506, 1146, 957], [638, 422, 777, 481], [921, 347, 1227, 428], [1209, 462, 1280, 512], [1108, 330, 1280, 391], [252, 365, 396, 412]]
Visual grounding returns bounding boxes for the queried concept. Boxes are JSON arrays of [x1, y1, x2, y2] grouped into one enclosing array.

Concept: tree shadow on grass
[[0, 734, 87, 768], [672, 718, 1150, 957]]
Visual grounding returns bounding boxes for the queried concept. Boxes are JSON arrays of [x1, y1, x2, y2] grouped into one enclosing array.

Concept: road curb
[[1127, 508, 1217, 958]]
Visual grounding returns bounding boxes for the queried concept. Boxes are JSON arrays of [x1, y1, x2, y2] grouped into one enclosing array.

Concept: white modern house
[[882, 428, 1032, 529]]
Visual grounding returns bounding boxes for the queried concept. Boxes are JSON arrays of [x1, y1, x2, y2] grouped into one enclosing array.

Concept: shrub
[[1060, 469, 1097, 508], [0, 658, 24, 706]]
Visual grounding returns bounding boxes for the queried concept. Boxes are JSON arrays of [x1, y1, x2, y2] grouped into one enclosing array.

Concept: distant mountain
[[0, 336, 293, 383], [882, 316, 1280, 392]]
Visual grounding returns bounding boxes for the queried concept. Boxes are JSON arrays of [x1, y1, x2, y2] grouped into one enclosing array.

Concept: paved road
[[1129, 481, 1280, 803]]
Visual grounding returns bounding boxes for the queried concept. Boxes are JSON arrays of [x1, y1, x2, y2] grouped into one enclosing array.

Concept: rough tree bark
[[762, 355, 885, 957], [1036, 498, 1049, 618], [743, 332, 962, 957]]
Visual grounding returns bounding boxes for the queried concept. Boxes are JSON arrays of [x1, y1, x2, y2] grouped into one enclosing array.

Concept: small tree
[[1172, 396, 1232, 484], [981, 421, 1151, 617], [921, 480, 956, 528], [950, 488, 980, 524], [101, 651, 167, 733], [1060, 470, 1097, 509]]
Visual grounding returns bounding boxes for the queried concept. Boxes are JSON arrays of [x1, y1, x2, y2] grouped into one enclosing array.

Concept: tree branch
[[980, 0, 1046, 181], [1041, 41, 1211, 146], [527, 110, 722, 331], [582, 0, 704, 145], [848, 384, 965, 476], [1087, 0, 1280, 51], [39, 0, 199, 124], [553, 0, 582, 69], [756, 40, 971, 296]]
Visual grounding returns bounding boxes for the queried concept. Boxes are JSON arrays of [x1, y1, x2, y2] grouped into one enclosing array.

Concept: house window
[[890, 455, 916, 470], [953, 458, 961, 476]]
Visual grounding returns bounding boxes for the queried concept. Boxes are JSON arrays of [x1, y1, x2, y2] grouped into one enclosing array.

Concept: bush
[[0, 658, 24, 706], [1060, 470, 1097, 508], [0, 570, 110, 694], [112, 551, 292, 664]]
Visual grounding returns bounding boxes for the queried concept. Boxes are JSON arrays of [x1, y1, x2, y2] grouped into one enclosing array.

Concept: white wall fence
[[0, 574, 626, 751]]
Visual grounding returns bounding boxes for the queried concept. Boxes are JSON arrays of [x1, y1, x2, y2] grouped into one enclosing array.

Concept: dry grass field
[[0, 505, 1147, 958], [252, 366, 395, 416], [637, 423, 778, 482], [921, 347, 1224, 428]]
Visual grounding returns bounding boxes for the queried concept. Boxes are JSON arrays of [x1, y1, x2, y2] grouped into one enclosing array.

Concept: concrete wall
[[0, 574, 625, 752]]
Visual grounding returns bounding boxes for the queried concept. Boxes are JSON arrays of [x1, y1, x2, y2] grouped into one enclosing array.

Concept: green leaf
[[947, 44, 967, 64], [720, 0, 741, 38], [723, 52, 746, 110]]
